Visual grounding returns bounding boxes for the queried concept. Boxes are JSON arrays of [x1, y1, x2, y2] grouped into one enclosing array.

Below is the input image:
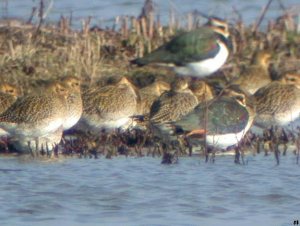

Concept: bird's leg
[[263, 128, 272, 156], [35, 138, 40, 157], [0, 136, 9, 153], [234, 146, 241, 164], [240, 146, 245, 165], [271, 126, 280, 165], [40, 143, 44, 156], [255, 136, 261, 155], [28, 140, 34, 157], [281, 128, 288, 156], [210, 147, 216, 163], [45, 142, 51, 157], [186, 129, 206, 137]]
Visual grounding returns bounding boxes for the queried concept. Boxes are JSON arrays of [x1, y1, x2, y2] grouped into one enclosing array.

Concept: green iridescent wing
[[175, 97, 250, 134], [133, 28, 220, 65]]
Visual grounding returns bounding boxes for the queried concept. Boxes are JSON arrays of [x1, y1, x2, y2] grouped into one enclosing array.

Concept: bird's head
[[280, 73, 300, 89], [206, 17, 230, 39], [252, 50, 272, 68], [47, 81, 69, 98], [0, 83, 20, 97], [171, 78, 189, 91], [222, 84, 252, 108], [118, 76, 132, 86], [155, 80, 171, 94], [60, 75, 81, 93], [189, 80, 214, 102]]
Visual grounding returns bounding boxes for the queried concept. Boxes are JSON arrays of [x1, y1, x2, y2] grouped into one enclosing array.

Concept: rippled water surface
[[0, 154, 299, 226], [1, 0, 300, 28]]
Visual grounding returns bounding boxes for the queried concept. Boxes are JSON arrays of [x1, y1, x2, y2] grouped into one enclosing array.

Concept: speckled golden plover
[[189, 79, 214, 103], [150, 78, 198, 125], [0, 83, 20, 136], [254, 73, 300, 129], [149, 78, 199, 139], [137, 80, 170, 115], [0, 81, 68, 155], [59, 75, 83, 130], [231, 50, 272, 94], [81, 76, 139, 131]]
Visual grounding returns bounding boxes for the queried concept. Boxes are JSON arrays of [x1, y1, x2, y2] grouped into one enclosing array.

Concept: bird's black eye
[[235, 95, 245, 104], [289, 78, 296, 82]]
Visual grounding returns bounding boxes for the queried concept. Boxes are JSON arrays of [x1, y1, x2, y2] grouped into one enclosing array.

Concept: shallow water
[[1, 0, 300, 28], [0, 154, 299, 226]]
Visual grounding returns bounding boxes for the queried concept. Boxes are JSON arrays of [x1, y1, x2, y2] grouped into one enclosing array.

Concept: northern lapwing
[[131, 17, 232, 77], [171, 85, 255, 149]]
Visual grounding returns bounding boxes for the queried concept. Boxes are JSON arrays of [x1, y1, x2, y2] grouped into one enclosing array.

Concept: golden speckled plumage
[[60, 75, 83, 130], [254, 74, 300, 127], [189, 80, 214, 103], [138, 80, 170, 115], [232, 51, 272, 94], [0, 83, 20, 136], [82, 77, 139, 130], [0, 82, 68, 138], [0, 83, 20, 97], [0, 93, 17, 114], [150, 79, 198, 124]]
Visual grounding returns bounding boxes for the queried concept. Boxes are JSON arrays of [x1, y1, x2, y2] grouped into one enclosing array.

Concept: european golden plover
[[0, 82, 68, 154], [81, 76, 139, 131], [137, 80, 170, 115], [0, 83, 20, 136], [232, 50, 272, 94], [254, 73, 300, 128], [59, 75, 83, 130], [149, 78, 198, 125], [189, 79, 214, 103]]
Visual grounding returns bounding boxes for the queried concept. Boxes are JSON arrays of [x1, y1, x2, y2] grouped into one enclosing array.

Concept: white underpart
[[63, 115, 81, 130], [0, 128, 9, 136], [174, 40, 229, 77], [11, 118, 63, 138], [106, 117, 131, 129], [207, 114, 255, 149], [12, 128, 63, 153], [275, 108, 300, 126], [206, 129, 246, 149], [40, 119, 64, 136], [255, 106, 300, 129], [87, 117, 131, 131]]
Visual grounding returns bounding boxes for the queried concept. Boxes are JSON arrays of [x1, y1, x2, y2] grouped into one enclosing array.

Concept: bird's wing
[[133, 28, 220, 65], [175, 98, 249, 134], [164, 28, 220, 64], [150, 92, 198, 124], [0, 96, 54, 123]]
